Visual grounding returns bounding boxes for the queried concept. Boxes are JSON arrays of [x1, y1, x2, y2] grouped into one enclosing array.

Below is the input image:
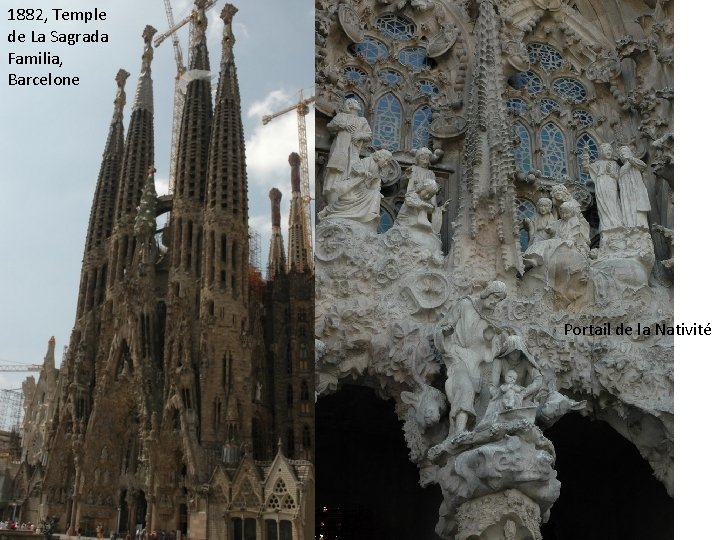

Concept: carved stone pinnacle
[[221, 4, 239, 24], [142, 25, 158, 45], [116, 69, 130, 89]]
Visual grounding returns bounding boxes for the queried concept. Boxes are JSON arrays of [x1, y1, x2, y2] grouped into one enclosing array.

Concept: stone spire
[[287, 153, 311, 272], [115, 26, 156, 224], [267, 188, 286, 280], [44, 336, 56, 370], [76, 70, 128, 318]]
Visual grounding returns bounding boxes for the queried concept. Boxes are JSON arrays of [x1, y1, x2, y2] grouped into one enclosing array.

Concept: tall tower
[[76, 69, 128, 320], [267, 188, 286, 280], [287, 152, 312, 272]]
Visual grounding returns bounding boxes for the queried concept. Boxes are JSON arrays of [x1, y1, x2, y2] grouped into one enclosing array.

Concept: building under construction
[[13, 3, 314, 539]]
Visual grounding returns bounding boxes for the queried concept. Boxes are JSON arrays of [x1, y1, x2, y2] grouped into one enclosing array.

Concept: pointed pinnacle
[[114, 69, 130, 116]]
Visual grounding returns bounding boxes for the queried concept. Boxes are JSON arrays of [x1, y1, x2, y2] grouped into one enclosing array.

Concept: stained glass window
[[506, 98, 528, 115], [411, 106, 432, 149], [373, 94, 402, 150], [398, 47, 427, 71], [343, 66, 367, 84], [351, 37, 389, 64], [540, 99, 560, 115], [379, 69, 403, 87], [576, 133, 599, 184], [508, 71, 543, 94], [515, 198, 536, 251], [573, 109, 594, 128], [540, 123, 567, 178], [417, 80, 439, 96], [376, 14, 416, 40], [527, 43, 564, 71], [552, 78, 586, 103], [513, 123, 532, 173], [377, 207, 393, 234]]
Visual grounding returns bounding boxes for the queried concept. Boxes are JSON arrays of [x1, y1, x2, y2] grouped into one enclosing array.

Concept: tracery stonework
[[316, 0, 673, 538]]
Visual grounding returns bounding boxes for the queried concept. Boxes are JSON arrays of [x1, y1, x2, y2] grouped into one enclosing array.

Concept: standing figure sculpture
[[584, 143, 623, 231], [435, 281, 508, 436], [523, 197, 554, 248], [318, 149, 393, 225], [618, 146, 651, 228], [323, 98, 372, 205]]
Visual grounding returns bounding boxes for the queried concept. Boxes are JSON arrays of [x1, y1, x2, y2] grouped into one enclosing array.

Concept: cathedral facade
[[315, 0, 673, 538], [15, 3, 314, 540]]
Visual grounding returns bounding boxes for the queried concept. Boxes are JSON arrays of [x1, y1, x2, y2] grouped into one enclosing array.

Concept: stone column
[[455, 489, 542, 540]]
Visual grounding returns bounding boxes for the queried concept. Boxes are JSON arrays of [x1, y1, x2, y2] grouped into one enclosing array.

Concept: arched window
[[373, 94, 402, 150], [515, 198, 536, 251], [379, 69, 403, 87], [527, 43, 564, 71], [376, 14, 416, 40], [343, 66, 367, 84], [398, 47, 427, 71], [513, 123, 532, 173], [552, 78, 587, 103], [411, 106, 432, 149], [507, 98, 528, 115], [417, 80, 439, 96], [540, 123, 567, 178], [350, 37, 389, 64], [540, 99, 560, 115], [509, 70, 543, 94], [576, 133, 599, 184]]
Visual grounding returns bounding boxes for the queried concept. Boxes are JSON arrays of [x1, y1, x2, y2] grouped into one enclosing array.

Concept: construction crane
[[262, 92, 316, 270], [154, 0, 218, 192], [0, 365, 41, 373]]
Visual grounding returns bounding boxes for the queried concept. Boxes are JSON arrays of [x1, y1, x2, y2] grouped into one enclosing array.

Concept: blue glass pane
[[552, 78, 586, 103], [513, 123, 532, 173], [343, 66, 367, 84], [540, 123, 567, 178], [573, 109, 593, 128], [527, 43, 564, 71], [418, 80, 439, 96], [576, 133, 599, 184], [398, 47, 427, 71], [379, 69, 403, 86], [373, 94, 402, 150], [508, 71, 543, 94], [540, 99, 560, 115], [515, 198, 536, 251], [351, 38, 389, 64], [377, 207, 393, 234], [412, 106, 432, 149], [506, 98, 528, 115], [376, 14, 416, 40]]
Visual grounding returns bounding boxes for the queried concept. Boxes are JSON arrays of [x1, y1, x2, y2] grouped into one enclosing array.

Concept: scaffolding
[[249, 227, 261, 272], [0, 389, 24, 432]]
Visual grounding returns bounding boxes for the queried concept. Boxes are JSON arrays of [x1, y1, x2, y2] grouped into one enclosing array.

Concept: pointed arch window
[[513, 123, 532, 173], [372, 94, 402, 150], [576, 133, 599, 184], [377, 206, 393, 234], [411, 106, 432, 149], [540, 123, 568, 178], [515, 198, 536, 251]]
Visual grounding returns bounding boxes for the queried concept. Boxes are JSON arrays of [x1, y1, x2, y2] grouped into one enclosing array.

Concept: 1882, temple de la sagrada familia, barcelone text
[[315, 0, 673, 538], [11, 2, 315, 540]]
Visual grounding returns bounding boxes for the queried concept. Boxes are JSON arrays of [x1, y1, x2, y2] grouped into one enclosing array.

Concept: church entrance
[[541, 412, 673, 540], [316, 384, 443, 540]]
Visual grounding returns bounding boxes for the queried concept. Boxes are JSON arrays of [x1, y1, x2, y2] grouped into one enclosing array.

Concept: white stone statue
[[395, 148, 447, 235], [524, 201, 590, 269], [324, 98, 372, 205], [497, 369, 525, 410], [618, 146, 651, 228], [435, 281, 507, 436], [318, 149, 393, 225], [583, 143, 623, 231], [523, 197, 554, 248]]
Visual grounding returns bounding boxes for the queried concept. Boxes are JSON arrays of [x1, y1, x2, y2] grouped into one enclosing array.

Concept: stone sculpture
[[323, 98, 372, 205], [584, 143, 623, 232], [523, 201, 590, 270], [318, 149, 393, 227], [523, 197, 553, 248], [618, 146, 651, 228], [434, 281, 507, 436]]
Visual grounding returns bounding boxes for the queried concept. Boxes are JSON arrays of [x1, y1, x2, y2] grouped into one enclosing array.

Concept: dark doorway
[[119, 490, 129, 534], [541, 412, 673, 540], [316, 384, 443, 540]]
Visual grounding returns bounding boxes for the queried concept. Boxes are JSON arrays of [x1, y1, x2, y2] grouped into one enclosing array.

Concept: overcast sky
[[0, 0, 313, 392]]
